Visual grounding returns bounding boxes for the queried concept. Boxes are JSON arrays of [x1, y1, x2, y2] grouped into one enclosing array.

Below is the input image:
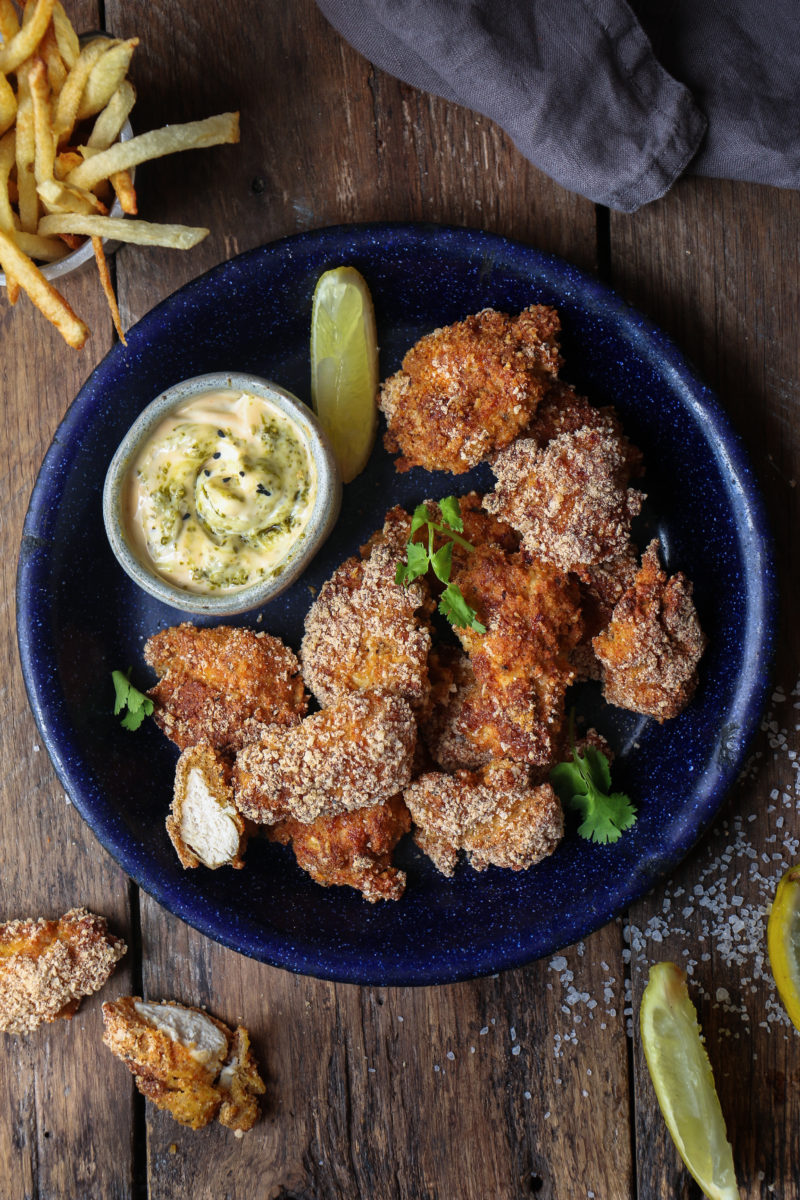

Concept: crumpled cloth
[[316, 0, 800, 211]]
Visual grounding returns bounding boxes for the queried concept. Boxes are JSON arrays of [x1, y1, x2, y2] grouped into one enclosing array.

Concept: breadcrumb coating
[[485, 428, 645, 571], [571, 548, 640, 682], [450, 545, 583, 765], [526, 380, 644, 476], [0, 908, 126, 1034], [593, 539, 706, 721], [418, 646, 493, 771], [301, 543, 432, 710], [380, 305, 561, 473], [233, 690, 417, 825], [404, 762, 563, 876], [167, 745, 248, 870], [145, 623, 307, 753], [102, 996, 264, 1132], [269, 795, 412, 902]]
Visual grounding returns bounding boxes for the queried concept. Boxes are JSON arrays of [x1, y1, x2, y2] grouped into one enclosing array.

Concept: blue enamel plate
[[17, 223, 775, 985]]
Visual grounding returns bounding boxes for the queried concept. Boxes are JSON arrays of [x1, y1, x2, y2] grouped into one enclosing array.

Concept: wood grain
[[610, 178, 800, 1199]]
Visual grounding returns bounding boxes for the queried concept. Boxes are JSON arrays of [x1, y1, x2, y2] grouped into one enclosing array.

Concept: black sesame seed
[[182, 512, 190, 521], [239, 471, 245, 477], [217, 429, 225, 437], [223, 476, 231, 483], [204, 469, 211, 477], [256, 483, 270, 496], [212, 451, 221, 459]]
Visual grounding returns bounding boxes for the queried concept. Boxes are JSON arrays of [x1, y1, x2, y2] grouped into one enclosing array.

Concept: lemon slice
[[767, 862, 800, 1030], [640, 962, 739, 1200], [310, 266, 378, 483]]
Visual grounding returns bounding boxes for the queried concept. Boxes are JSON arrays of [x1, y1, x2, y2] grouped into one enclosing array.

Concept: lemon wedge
[[310, 266, 378, 483], [767, 862, 800, 1030], [640, 962, 739, 1200]]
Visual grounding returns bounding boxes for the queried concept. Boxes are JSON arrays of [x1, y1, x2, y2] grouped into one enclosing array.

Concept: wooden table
[[2, 2, 798, 1196]]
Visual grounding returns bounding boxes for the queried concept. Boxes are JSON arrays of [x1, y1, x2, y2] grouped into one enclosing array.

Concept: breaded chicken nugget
[[0, 908, 126, 1034], [593, 539, 706, 721], [102, 996, 264, 1133], [485, 427, 644, 571], [167, 745, 248, 870], [234, 690, 417, 825], [404, 762, 563, 876], [526, 380, 644, 476], [450, 546, 583, 765], [145, 623, 307, 752], [571, 548, 640, 682], [418, 646, 493, 771], [301, 543, 432, 710], [380, 305, 561, 473], [268, 795, 412, 902]]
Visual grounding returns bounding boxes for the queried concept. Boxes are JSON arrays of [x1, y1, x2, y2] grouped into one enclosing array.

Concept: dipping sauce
[[124, 389, 318, 593]]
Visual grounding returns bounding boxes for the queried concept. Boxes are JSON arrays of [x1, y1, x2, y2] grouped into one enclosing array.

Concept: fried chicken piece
[[593, 539, 706, 721], [301, 544, 432, 710], [234, 690, 417, 825], [404, 762, 563, 876], [268, 795, 412, 902], [485, 428, 645, 571], [145, 623, 307, 753], [418, 646, 492, 771], [0, 908, 126, 1034], [167, 745, 248, 870], [102, 996, 264, 1133], [571, 548, 640, 682], [380, 305, 561, 473], [526, 380, 644, 476], [449, 545, 583, 765], [362, 492, 520, 580]]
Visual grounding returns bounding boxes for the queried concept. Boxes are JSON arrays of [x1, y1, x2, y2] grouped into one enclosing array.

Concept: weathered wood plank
[[0, 33, 137, 1190], [610, 178, 800, 1199]]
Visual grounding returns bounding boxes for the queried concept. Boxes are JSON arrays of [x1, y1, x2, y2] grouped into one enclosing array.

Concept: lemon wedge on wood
[[310, 265, 378, 483], [640, 962, 739, 1200], [767, 862, 800, 1031]]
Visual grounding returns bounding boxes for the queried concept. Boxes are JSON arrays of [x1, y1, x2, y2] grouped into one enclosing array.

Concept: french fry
[[39, 21, 67, 93], [87, 80, 136, 150], [39, 212, 209, 250], [0, 0, 20, 41], [0, 72, 16, 137], [12, 227, 68, 259], [91, 234, 125, 343], [76, 38, 138, 121], [29, 56, 56, 186], [65, 112, 240, 191], [53, 35, 111, 145], [50, 1, 78, 68], [0, 227, 88, 346], [0, 127, 16, 231], [0, 0, 53, 74], [110, 168, 136, 214], [37, 176, 107, 215], [54, 145, 81, 178], [15, 64, 38, 232]]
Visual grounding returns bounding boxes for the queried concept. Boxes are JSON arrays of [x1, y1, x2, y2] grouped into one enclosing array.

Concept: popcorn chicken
[[0, 908, 126, 1034], [167, 744, 248, 870]]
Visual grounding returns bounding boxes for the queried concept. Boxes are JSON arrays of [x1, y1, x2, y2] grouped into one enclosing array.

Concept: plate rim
[[16, 220, 778, 985]]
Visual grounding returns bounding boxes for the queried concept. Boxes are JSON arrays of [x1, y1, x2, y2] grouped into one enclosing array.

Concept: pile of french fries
[[0, 0, 239, 347]]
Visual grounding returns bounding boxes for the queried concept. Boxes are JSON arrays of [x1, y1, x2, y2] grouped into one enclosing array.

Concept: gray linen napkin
[[316, 0, 800, 211]]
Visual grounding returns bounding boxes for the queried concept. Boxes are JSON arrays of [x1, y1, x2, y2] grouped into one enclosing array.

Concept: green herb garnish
[[550, 718, 636, 845], [111, 670, 154, 732], [395, 497, 486, 633]]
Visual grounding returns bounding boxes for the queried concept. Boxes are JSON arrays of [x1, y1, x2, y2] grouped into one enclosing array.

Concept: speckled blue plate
[[17, 223, 775, 986]]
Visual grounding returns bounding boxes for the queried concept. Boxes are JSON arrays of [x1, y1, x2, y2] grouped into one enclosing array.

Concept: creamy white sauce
[[125, 389, 317, 593], [134, 1000, 228, 1066], [180, 767, 241, 869]]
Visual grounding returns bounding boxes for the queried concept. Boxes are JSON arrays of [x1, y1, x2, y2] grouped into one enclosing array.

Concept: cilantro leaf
[[410, 503, 430, 535], [112, 669, 153, 732], [429, 540, 453, 584], [402, 540, 430, 583], [550, 733, 636, 845], [438, 495, 464, 533], [439, 583, 486, 633]]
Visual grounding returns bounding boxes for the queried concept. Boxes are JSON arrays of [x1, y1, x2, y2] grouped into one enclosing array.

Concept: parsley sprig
[[395, 497, 486, 633], [111, 669, 154, 731], [550, 718, 637, 845]]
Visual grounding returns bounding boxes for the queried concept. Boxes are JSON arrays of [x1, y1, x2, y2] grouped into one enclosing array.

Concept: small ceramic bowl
[[103, 371, 342, 616]]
